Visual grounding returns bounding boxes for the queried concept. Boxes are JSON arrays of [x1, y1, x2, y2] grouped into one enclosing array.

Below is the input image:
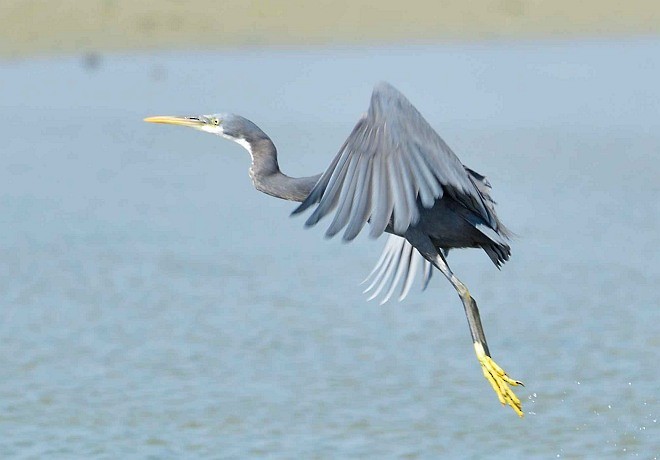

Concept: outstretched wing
[[361, 234, 433, 304], [292, 81, 495, 241]]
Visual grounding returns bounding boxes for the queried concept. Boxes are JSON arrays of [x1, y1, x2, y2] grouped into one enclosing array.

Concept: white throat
[[217, 132, 253, 161], [233, 137, 252, 157]]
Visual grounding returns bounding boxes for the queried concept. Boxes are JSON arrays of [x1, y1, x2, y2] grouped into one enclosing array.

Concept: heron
[[144, 82, 524, 416]]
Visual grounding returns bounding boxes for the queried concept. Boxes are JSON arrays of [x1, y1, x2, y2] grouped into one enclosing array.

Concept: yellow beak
[[143, 116, 205, 128]]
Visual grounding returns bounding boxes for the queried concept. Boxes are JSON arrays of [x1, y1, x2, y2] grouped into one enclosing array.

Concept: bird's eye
[[211, 118, 220, 126]]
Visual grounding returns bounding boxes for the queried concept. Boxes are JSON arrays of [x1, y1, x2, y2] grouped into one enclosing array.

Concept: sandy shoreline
[[1, 0, 660, 57]]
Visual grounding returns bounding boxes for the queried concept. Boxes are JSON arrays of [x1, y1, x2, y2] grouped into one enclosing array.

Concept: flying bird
[[144, 82, 524, 416]]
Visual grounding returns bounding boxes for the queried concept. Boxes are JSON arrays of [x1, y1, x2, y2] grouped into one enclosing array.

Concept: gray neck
[[247, 138, 321, 203]]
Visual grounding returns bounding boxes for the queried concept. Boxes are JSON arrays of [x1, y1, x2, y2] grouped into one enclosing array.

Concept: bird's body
[[145, 82, 524, 416], [416, 196, 507, 256]]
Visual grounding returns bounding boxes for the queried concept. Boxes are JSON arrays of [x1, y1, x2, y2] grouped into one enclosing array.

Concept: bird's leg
[[404, 230, 523, 416], [432, 251, 524, 417]]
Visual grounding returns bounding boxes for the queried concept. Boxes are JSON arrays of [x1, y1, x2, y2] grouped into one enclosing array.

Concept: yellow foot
[[474, 342, 524, 417]]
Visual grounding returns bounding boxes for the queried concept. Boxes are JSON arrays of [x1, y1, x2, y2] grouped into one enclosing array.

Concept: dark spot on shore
[[82, 52, 102, 71]]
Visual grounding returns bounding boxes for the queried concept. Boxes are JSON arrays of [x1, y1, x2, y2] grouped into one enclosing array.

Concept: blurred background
[[3, 0, 660, 56], [1, 1, 659, 458]]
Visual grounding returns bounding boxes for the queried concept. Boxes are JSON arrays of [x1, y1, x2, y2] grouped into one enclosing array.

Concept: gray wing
[[361, 234, 432, 304], [292, 81, 495, 241]]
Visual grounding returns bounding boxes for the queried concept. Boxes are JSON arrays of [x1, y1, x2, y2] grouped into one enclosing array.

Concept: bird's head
[[144, 113, 269, 153]]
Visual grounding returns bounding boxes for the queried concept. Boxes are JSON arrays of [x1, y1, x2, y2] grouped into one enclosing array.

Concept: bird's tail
[[464, 166, 512, 268], [483, 241, 511, 269]]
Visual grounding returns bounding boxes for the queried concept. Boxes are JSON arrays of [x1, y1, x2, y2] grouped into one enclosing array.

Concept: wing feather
[[394, 152, 419, 231], [362, 239, 397, 293], [325, 154, 361, 237], [406, 147, 439, 208], [366, 237, 402, 301], [381, 242, 412, 304], [399, 248, 419, 301], [293, 81, 494, 240], [369, 154, 394, 237], [363, 235, 433, 303], [343, 156, 373, 240]]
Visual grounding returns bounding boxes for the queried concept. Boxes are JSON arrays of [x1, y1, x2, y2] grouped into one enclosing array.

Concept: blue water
[[1, 39, 659, 458]]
